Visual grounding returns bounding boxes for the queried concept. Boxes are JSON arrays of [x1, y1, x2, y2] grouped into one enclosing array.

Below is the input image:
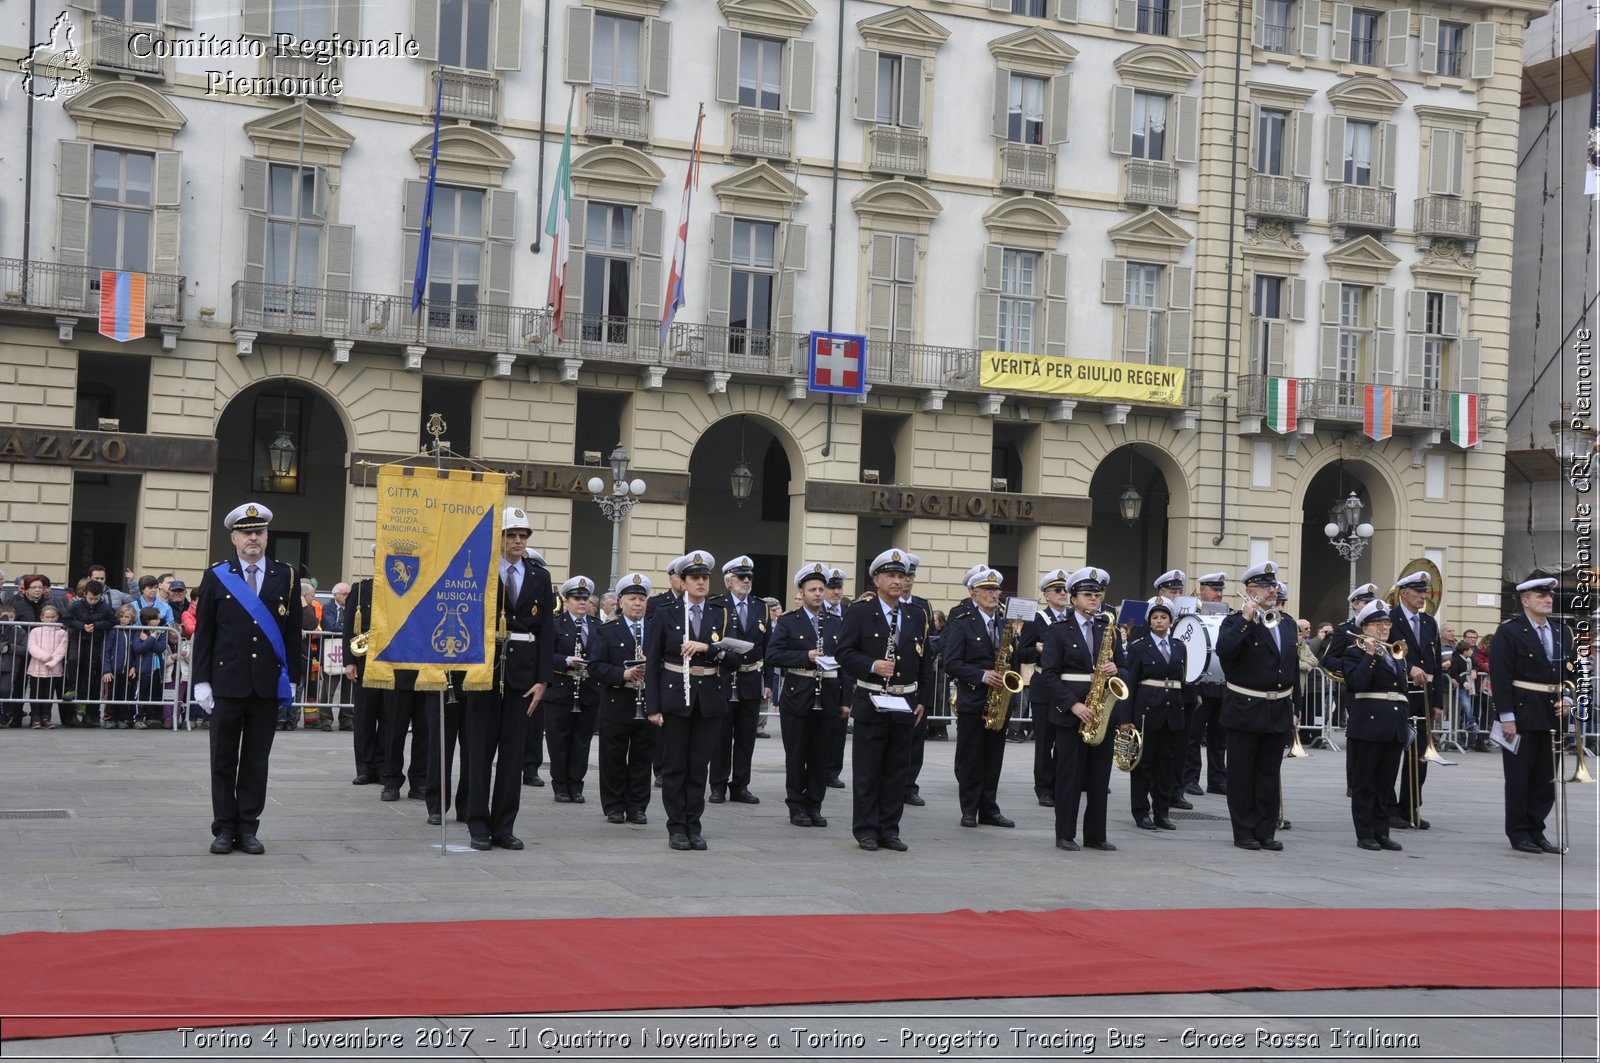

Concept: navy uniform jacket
[[946, 599, 976, 626], [1320, 619, 1359, 677], [1125, 634, 1194, 732], [644, 590, 681, 619], [1214, 610, 1302, 733], [765, 607, 843, 715], [1391, 606, 1446, 706], [644, 598, 740, 717], [587, 615, 648, 725], [1015, 607, 1065, 672], [544, 610, 601, 709], [496, 559, 554, 693], [942, 609, 1018, 716], [341, 579, 371, 689], [836, 597, 935, 725], [1341, 642, 1411, 743], [191, 556, 304, 699], [1037, 610, 1129, 730], [1490, 615, 1578, 732], [712, 593, 769, 700]]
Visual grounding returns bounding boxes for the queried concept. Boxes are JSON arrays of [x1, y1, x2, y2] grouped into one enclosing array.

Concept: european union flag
[[411, 75, 444, 313]]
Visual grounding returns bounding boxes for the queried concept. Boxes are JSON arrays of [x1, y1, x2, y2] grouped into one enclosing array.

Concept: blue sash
[[212, 562, 294, 708]]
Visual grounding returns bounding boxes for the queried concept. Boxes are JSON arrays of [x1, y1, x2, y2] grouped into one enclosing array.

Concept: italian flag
[[544, 96, 575, 342], [1265, 377, 1298, 434], [1450, 392, 1480, 448]]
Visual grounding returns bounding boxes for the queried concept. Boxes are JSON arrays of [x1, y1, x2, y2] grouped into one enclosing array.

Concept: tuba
[[1079, 610, 1130, 746], [983, 617, 1025, 732]]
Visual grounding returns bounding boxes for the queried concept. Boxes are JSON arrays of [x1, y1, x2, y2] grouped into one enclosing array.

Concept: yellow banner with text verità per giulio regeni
[[979, 351, 1186, 407]]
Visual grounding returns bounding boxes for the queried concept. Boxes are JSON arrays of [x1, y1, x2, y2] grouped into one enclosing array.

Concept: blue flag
[[410, 75, 445, 312]]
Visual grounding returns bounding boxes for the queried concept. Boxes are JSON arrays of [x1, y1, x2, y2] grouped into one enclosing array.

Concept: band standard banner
[[365, 466, 507, 692], [979, 351, 1186, 407]]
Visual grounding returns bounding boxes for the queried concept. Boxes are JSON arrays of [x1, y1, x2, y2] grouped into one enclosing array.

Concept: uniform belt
[[787, 668, 838, 679], [1226, 682, 1294, 700], [738, 661, 765, 673], [504, 632, 536, 643], [1139, 678, 1184, 690], [1355, 691, 1408, 702], [857, 680, 919, 695], [1513, 680, 1563, 694], [1058, 672, 1094, 682], [663, 662, 719, 677]]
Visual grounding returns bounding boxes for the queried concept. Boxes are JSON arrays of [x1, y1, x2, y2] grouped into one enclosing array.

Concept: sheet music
[[816, 655, 840, 671], [870, 695, 914, 713], [718, 637, 756, 654], [1005, 598, 1039, 622], [1490, 718, 1520, 754]]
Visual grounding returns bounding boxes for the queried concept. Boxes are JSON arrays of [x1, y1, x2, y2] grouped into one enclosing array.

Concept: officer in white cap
[[1317, 582, 1381, 801], [1389, 568, 1444, 831], [545, 576, 600, 804], [1340, 599, 1408, 852], [588, 573, 655, 824], [1214, 561, 1301, 851], [836, 549, 935, 851], [899, 552, 936, 806], [766, 563, 847, 826], [946, 565, 991, 626], [1492, 576, 1576, 853], [943, 567, 1021, 830], [646, 556, 687, 619], [1153, 570, 1187, 612], [1016, 568, 1072, 806], [463, 506, 554, 852], [710, 556, 766, 805], [1183, 571, 1232, 798], [193, 502, 302, 856]]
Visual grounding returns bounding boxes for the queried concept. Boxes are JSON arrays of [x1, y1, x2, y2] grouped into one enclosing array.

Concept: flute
[[682, 597, 692, 705]]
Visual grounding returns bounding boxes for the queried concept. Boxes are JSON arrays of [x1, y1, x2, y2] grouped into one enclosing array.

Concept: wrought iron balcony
[[1, 258, 184, 324], [1237, 373, 1474, 432], [435, 68, 499, 124], [91, 18, 165, 79], [1245, 173, 1309, 222], [267, 52, 342, 97], [585, 89, 650, 143], [998, 143, 1056, 193], [1124, 160, 1179, 209], [546, 312, 662, 361], [866, 341, 980, 390], [730, 109, 792, 160], [230, 282, 543, 352], [1414, 196, 1481, 242], [666, 324, 808, 376], [1327, 185, 1396, 235], [868, 127, 928, 178]]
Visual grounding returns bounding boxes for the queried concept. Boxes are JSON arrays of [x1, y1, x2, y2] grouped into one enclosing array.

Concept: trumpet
[[1354, 633, 1409, 661], [1238, 589, 1281, 629]]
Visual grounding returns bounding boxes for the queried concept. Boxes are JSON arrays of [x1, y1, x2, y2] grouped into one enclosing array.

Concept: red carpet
[[3, 907, 1596, 1040]]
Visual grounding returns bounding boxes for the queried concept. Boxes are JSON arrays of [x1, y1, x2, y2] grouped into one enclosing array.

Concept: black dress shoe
[[1154, 817, 1177, 831], [1416, 817, 1431, 830], [960, 813, 978, 828], [381, 787, 400, 802], [730, 789, 759, 804], [1357, 838, 1382, 851], [669, 833, 692, 850], [1378, 837, 1403, 851], [857, 837, 879, 851], [1207, 785, 1228, 795], [1535, 835, 1563, 854], [1136, 815, 1157, 830], [236, 835, 265, 855], [1038, 795, 1055, 807], [1234, 838, 1262, 850], [879, 837, 908, 851], [1183, 784, 1204, 796], [554, 793, 573, 803], [1085, 840, 1117, 851], [469, 836, 493, 851], [628, 811, 647, 825], [979, 813, 1015, 828], [790, 812, 814, 827], [904, 793, 926, 806], [1056, 838, 1080, 851], [688, 834, 708, 850], [524, 774, 545, 787], [708, 787, 727, 804], [570, 793, 586, 804], [1279, 819, 1293, 830], [1170, 797, 1194, 810], [209, 833, 235, 855], [492, 835, 524, 850], [1512, 839, 1543, 854], [827, 776, 845, 789], [810, 815, 828, 828], [407, 789, 424, 800], [427, 813, 442, 826], [606, 811, 627, 824], [351, 775, 373, 785], [1259, 839, 1284, 851]]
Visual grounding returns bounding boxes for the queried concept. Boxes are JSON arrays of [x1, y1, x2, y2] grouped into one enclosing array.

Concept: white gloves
[[195, 683, 214, 711]]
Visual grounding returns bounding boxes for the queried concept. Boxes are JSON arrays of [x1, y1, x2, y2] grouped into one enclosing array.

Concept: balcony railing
[[435, 68, 499, 123], [998, 143, 1056, 193], [230, 282, 542, 351], [1414, 196, 1481, 241], [92, 18, 164, 79], [0, 258, 184, 324], [1237, 373, 1474, 432], [267, 52, 342, 97], [1260, 23, 1294, 52], [668, 324, 808, 376], [585, 88, 650, 142], [731, 109, 792, 160], [864, 341, 980, 389], [1327, 185, 1396, 233], [549, 312, 661, 362], [868, 127, 929, 178], [1124, 160, 1179, 208], [1246, 173, 1310, 221]]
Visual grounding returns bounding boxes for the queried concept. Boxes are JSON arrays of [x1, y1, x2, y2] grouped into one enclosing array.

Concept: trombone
[[1552, 683, 1594, 853]]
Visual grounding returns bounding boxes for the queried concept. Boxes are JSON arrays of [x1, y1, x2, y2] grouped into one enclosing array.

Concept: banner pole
[[433, 420, 450, 857]]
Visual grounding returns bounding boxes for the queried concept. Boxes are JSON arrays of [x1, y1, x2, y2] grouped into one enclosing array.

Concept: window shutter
[[565, 6, 593, 84], [1101, 258, 1127, 304], [1377, 285, 1395, 330], [167, 0, 192, 30], [401, 232, 420, 298], [1249, 103, 1261, 162], [1319, 326, 1340, 378], [774, 270, 797, 338], [783, 221, 808, 272], [1047, 74, 1072, 146], [1265, 320, 1287, 376], [893, 284, 915, 346], [785, 38, 816, 114], [1298, 0, 1320, 57], [1405, 288, 1426, 331], [1375, 329, 1397, 386], [241, 212, 266, 316], [976, 293, 1001, 351], [323, 223, 354, 292], [980, 244, 1004, 292], [707, 212, 734, 330], [855, 49, 879, 123], [483, 236, 511, 305], [989, 0, 1011, 11], [1175, 92, 1200, 163], [645, 18, 672, 95], [402, 179, 427, 232], [1292, 109, 1315, 178], [1331, 3, 1352, 62], [1441, 293, 1460, 337], [412, 0, 438, 62], [241, 0, 269, 38], [1178, 0, 1204, 38], [59, 141, 92, 199], [494, 0, 523, 70], [486, 188, 516, 242], [1251, 0, 1265, 48], [1114, 0, 1138, 32], [1110, 85, 1135, 156], [1167, 265, 1193, 311], [1418, 15, 1438, 74], [636, 207, 665, 335], [1289, 277, 1307, 321], [57, 198, 88, 268], [1165, 310, 1192, 366], [1449, 130, 1466, 195], [563, 198, 587, 323], [1056, 0, 1079, 23], [1470, 22, 1495, 79], [715, 27, 741, 105], [865, 232, 895, 348], [1378, 122, 1398, 189], [893, 234, 917, 284], [1045, 252, 1070, 356], [240, 157, 269, 213], [901, 56, 924, 130], [1384, 8, 1409, 68], [1405, 333, 1427, 390], [1323, 115, 1346, 183], [991, 70, 1010, 139], [311, 166, 332, 222], [151, 208, 181, 277], [1456, 336, 1480, 393], [1123, 308, 1152, 359], [1426, 129, 1449, 194], [336, 0, 360, 39], [1321, 281, 1341, 325]]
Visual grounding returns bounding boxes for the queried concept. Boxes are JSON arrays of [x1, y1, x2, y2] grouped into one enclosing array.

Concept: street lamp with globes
[[1323, 492, 1375, 598], [587, 443, 647, 589]]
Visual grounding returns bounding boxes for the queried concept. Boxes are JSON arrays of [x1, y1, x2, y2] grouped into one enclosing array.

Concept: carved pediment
[[1113, 45, 1202, 91], [714, 160, 806, 218], [64, 82, 186, 148], [851, 179, 943, 224], [1107, 208, 1193, 263], [718, 0, 817, 36], [410, 126, 516, 183], [1325, 234, 1401, 283], [1326, 75, 1407, 118], [243, 103, 354, 166], [569, 143, 665, 203], [857, 5, 951, 55], [982, 196, 1070, 249], [987, 27, 1078, 74]]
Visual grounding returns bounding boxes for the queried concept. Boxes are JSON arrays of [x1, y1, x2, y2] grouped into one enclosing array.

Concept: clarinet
[[886, 606, 899, 679], [631, 623, 647, 722], [571, 617, 587, 714], [814, 611, 824, 714]]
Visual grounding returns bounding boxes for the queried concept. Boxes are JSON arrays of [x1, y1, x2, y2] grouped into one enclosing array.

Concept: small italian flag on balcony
[[1450, 393, 1480, 448], [1363, 384, 1393, 442], [1266, 377, 1298, 434]]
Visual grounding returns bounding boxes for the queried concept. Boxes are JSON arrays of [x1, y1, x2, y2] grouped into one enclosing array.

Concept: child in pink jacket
[[26, 603, 68, 728]]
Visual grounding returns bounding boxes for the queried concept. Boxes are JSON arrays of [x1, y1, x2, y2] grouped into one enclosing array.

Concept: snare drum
[[1173, 614, 1224, 685]]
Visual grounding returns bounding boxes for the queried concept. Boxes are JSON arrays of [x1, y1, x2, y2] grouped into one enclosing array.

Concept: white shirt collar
[[499, 557, 520, 580], [236, 556, 259, 571]]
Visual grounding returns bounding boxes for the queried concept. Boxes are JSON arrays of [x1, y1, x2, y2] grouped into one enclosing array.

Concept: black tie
[[577, 618, 587, 651], [246, 564, 259, 595], [737, 598, 747, 630], [1159, 638, 1170, 663], [990, 616, 1000, 644], [505, 564, 519, 605], [691, 604, 702, 638]]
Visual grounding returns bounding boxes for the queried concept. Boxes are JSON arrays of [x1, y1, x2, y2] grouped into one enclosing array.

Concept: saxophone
[[1078, 610, 1129, 746], [983, 618, 1025, 732]]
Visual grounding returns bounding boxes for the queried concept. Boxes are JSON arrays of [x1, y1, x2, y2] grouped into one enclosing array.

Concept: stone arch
[[1291, 448, 1405, 623]]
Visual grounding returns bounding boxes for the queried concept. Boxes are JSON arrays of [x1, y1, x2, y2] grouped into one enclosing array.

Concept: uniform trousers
[[598, 715, 654, 816], [545, 699, 597, 797], [1031, 687, 1056, 797], [1223, 728, 1287, 843], [209, 695, 278, 838], [1347, 737, 1401, 840], [954, 712, 1007, 817], [424, 699, 469, 818], [658, 701, 718, 837], [521, 700, 546, 781], [1130, 724, 1184, 820], [780, 709, 833, 817], [905, 714, 927, 797], [381, 688, 429, 792], [827, 710, 848, 781], [350, 684, 381, 780], [1053, 721, 1112, 844], [711, 696, 761, 792], [466, 686, 531, 840], [1503, 728, 1556, 845], [1185, 694, 1227, 789], [1395, 692, 1430, 817], [852, 715, 912, 842]]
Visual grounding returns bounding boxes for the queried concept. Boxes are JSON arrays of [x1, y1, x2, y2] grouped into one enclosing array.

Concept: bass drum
[[1173, 614, 1224, 685]]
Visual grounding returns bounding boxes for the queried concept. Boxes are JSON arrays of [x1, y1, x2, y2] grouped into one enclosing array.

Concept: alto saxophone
[[1079, 610, 1129, 746], [983, 617, 1025, 732]]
